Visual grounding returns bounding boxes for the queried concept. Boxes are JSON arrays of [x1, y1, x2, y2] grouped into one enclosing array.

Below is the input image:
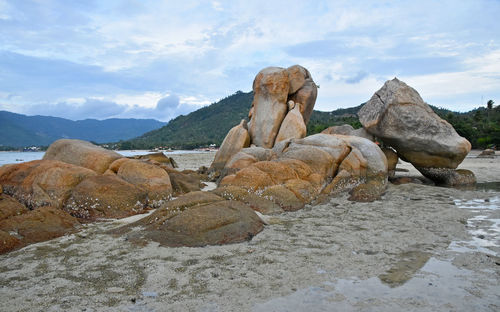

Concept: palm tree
[[487, 99, 495, 110]]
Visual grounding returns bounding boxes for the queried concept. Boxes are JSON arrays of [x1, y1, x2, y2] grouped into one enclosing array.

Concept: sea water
[[0, 150, 209, 166]]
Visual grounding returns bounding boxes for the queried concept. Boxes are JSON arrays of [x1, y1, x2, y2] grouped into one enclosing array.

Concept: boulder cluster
[[0, 66, 475, 254]]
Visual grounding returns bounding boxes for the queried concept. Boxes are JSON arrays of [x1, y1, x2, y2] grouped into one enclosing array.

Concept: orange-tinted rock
[[116, 159, 172, 203], [0, 206, 80, 245], [213, 186, 284, 215], [168, 170, 204, 196], [287, 65, 309, 94], [220, 166, 274, 191], [0, 160, 97, 209], [0, 194, 28, 221], [211, 119, 251, 172], [253, 161, 298, 184], [115, 192, 264, 247], [261, 185, 305, 211], [382, 147, 398, 178], [348, 179, 386, 202], [249, 67, 290, 148], [43, 139, 123, 174], [65, 175, 147, 221], [284, 179, 317, 202], [128, 152, 177, 167], [0, 230, 21, 254]]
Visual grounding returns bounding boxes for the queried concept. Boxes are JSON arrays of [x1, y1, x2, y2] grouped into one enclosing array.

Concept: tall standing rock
[[248, 67, 290, 148], [358, 78, 471, 169]]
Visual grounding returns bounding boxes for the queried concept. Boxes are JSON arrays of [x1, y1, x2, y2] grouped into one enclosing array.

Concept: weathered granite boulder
[[0, 194, 28, 221], [358, 78, 471, 169], [416, 168, 476, 187], [43, 139, 123, 174], [248, 67, 290, 148], [65, 175, 148, 220], [0, 206, 79, 245], [0, 160, 97, 209], [114, 191, 264, 247], [109, 158, 172, 204], [289, 78, 317, 124], [275, 101, 307, 143], [210, 120, 251, 172]]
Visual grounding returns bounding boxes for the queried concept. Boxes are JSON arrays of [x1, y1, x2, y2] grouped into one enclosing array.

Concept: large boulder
[[358, 78, 471, 169], [109, 158, 172, 204], [114, 191, 264, 247], [0, 206, 80, 246], [0, 160, 97, 209], [248, 67, 290, 148], [65, 175, 148, 221], [210, 119, 251, 172], [43, 139, 123, 174]]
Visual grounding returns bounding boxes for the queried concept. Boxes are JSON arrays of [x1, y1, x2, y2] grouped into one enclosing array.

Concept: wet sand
[[0, 151, 499, 311]]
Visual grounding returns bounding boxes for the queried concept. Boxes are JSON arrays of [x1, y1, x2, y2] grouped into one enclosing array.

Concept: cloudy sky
[[1, 0, 499, 121]]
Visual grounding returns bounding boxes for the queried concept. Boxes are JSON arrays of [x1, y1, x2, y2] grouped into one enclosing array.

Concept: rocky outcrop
[[219, 133, 388, 207], [210, 120, 251, 172], [478, 149, 495, 158], [114, 191, 264, 247], [358, 78, 471, 169], [43, 139, 123, 174]]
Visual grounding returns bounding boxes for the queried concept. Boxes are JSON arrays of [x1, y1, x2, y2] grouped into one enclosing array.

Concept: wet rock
[[358, 78, 471, 169], [210, 120, 251, 172], [0, 194, 28, 221], [0, 206, 80, 245], [43, 139, 123, 174], [416, 167, 476, 187], [116, 192, 264, 247], [0, 230, 21, 254], [0, 160, 97, 209], [65, 175, 148, 221], [213, 186, 284, 215], [477, 149, 495, 158]]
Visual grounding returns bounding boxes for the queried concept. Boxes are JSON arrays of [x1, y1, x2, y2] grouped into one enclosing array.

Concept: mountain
[[0, 111, 165, 148], [120, 90, 500, 150], [120, 91, 366, 149]]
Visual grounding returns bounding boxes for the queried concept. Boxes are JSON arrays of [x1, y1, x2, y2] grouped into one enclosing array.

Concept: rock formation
[[212, 65, 317, 178], [358, 78, 473, 185]]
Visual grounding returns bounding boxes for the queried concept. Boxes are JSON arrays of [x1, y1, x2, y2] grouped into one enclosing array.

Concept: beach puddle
[[252, 257, 496, 311], [452, 195, 500, 255], [378, 250, 431, 287]]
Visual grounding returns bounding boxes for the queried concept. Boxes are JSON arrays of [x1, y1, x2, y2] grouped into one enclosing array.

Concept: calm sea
[[0, 150, 207, 166]]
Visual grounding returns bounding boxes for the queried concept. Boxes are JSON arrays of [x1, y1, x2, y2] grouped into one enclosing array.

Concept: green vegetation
[[115, 92, 499, 150]]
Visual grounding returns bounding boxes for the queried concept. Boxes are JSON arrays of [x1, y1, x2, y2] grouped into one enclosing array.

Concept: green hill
[[118, 91, 500, 150]]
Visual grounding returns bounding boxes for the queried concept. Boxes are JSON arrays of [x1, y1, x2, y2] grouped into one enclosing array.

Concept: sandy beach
[[0, 151, 499, 312]]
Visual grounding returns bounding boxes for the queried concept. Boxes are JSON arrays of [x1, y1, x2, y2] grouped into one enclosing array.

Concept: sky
[[0, 0, 499, 121]]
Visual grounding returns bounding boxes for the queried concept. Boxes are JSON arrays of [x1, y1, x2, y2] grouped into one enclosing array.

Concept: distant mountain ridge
[[0, 111, 165, 148]]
